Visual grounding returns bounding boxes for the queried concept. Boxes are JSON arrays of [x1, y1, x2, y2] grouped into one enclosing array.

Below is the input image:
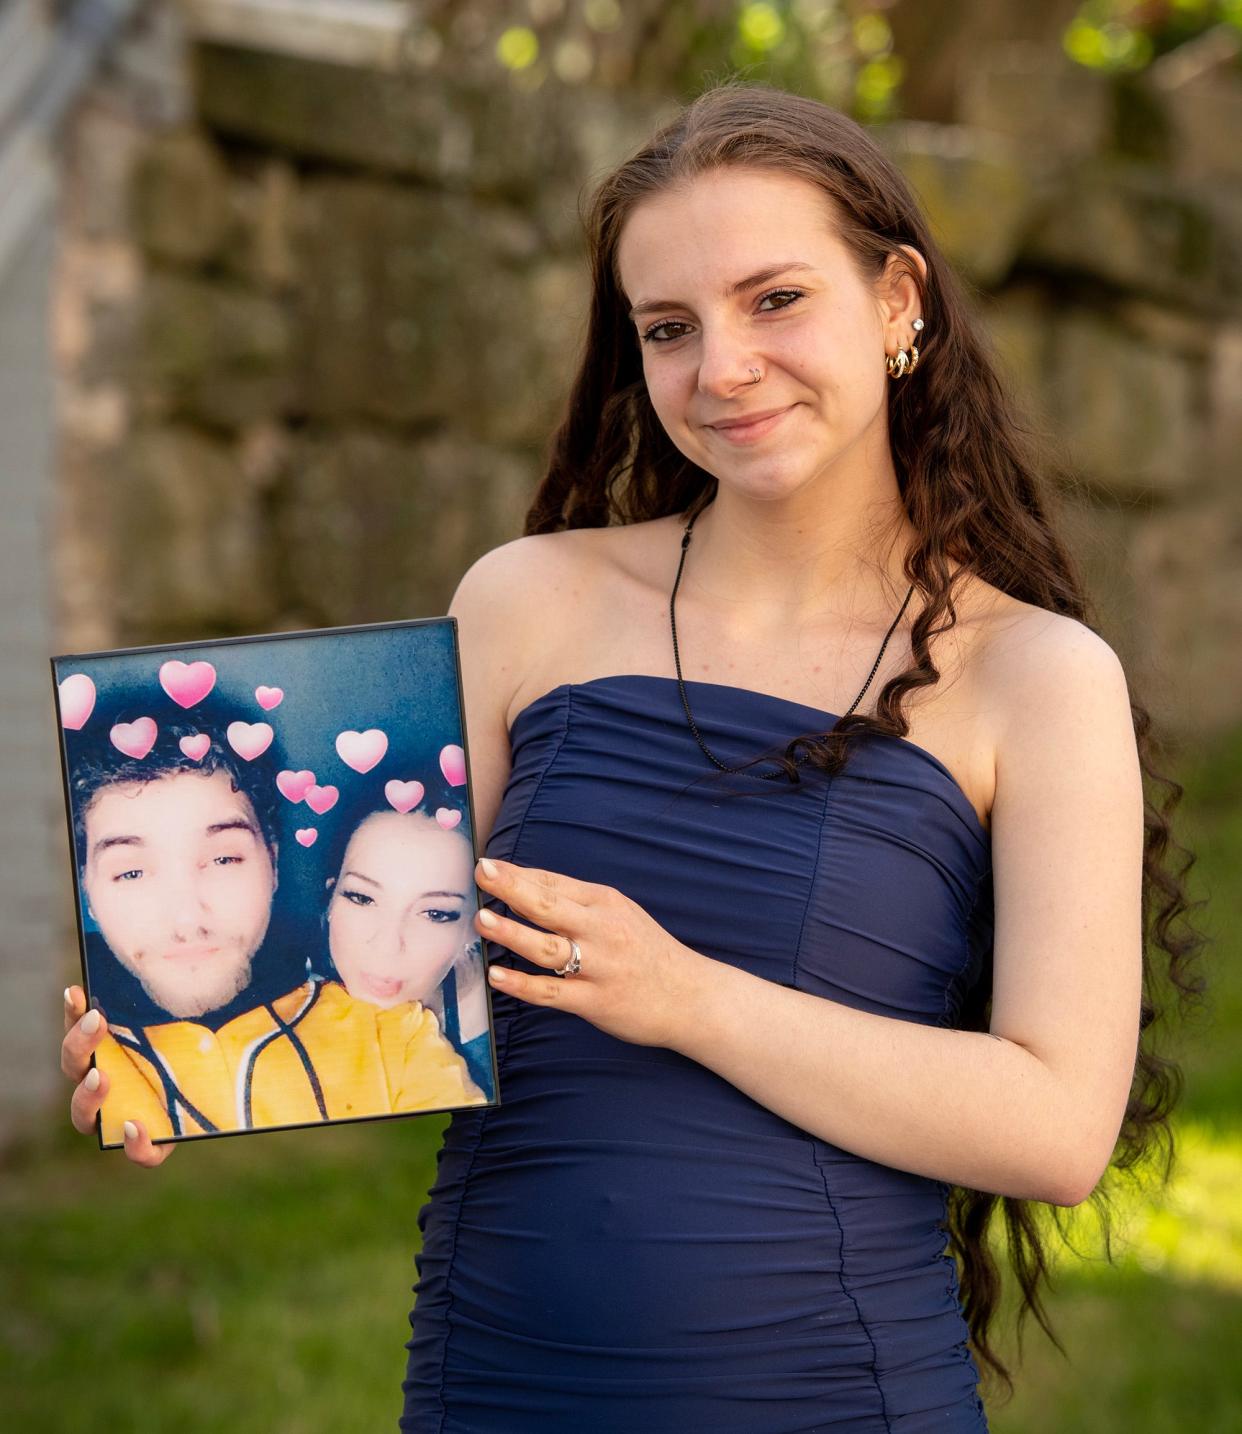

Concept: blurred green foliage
[[466, 0, 905, 121], [1066, 0, 1242, 72], [474, 0, 1242, 124]]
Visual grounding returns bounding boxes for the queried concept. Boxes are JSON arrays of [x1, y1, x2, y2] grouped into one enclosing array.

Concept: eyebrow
[[91, 817, 259, 859], [626, 261, 818, 320], [340, 870, 465, 900]]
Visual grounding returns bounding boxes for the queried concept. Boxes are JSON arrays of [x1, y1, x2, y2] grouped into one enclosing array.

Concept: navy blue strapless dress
[[402, 675, 993, 1432]]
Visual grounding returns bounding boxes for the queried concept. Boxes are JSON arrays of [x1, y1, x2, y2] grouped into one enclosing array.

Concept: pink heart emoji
[[439, 744, 467, 787], [385, 779, 424, 814], [255, 685, 284, 710], [179, 733, 211, 762], [110, 717, 157, 760], [159, 660, 217, 709], [295, 828, 318, 847], [435, 807, 462, 830], [305, 784, 339, 815], [276, 769, 316, 803], [335, 728, 388, 774], [227, 720, 273, 761], [58, 673, 96, 730]]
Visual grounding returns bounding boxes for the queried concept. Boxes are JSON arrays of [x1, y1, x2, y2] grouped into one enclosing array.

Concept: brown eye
[[640, 287, 805, 345]]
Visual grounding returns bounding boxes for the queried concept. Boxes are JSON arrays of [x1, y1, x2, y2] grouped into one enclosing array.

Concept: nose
[[165, 871, 214, 942], [369, 907, 422, 965], [694, 316, 762, 401]]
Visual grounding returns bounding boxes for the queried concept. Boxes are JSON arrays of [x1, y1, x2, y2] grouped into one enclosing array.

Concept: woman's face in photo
[[615, 165, 904, 504], [326, 811, 474, 1010]]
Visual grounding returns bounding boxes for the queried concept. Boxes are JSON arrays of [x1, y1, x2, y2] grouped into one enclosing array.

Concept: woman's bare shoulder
[[450, 531, 600, 848], [451, 532, 584, 704], [972, 584, 1128, 749], [974, 585, 1119, 676]]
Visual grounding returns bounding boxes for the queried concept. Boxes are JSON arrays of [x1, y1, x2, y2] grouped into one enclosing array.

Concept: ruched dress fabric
[[402, 674, 994, 1433]]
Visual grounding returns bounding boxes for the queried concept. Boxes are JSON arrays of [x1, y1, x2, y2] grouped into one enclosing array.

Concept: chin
[[363, 989, 418, 1012], [143, 965, 253, 1020]]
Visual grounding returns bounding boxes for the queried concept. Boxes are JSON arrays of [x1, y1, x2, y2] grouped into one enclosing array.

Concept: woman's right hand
[[62, 985, 174, 1168]]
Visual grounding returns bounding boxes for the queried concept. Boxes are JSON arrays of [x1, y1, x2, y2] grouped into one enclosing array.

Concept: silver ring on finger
[[553, 936, 582, 979]]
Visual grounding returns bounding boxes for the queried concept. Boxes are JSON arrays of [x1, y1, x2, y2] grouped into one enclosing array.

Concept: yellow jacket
[[94, 979, 487, 1147]]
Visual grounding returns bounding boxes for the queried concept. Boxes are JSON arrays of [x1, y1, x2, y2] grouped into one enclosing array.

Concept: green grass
[[3, 726, 1238, 1432], [1, 1114, 449, 1432]]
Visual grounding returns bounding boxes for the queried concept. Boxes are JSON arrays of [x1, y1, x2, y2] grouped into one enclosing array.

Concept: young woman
[[216, 794, 490, 1129], [315, 794, 493, 1098], [63, 80, 1206, 1429]]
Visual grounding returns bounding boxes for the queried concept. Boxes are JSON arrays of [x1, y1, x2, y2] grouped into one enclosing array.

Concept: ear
[[876, 244, 926, 333]]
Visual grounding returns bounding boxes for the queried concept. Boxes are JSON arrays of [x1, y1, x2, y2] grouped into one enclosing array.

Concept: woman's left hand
[[473, 856, 704, 1051]]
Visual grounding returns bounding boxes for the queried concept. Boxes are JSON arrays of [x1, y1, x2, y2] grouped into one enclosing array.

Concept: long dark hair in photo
[[523, 78, 1210, 1402]]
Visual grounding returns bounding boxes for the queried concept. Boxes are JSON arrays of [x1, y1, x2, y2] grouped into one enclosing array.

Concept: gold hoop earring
[[885, 345, 919, 378], [886, 316, 924, 380]]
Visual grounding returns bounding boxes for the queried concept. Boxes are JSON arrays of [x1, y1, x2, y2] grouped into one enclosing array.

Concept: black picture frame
[[51, 614, 500, 1149]]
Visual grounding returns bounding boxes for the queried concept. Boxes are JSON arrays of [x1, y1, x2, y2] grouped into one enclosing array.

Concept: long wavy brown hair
[[519, 78, 1210, 1405]]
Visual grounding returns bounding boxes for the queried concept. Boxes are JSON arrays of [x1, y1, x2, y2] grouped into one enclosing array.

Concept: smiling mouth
[[707, 406, 793, 442]]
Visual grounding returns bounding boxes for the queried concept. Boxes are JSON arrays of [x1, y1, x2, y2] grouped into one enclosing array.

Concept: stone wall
[[55, 32, 1242, 740], [881, 44, 1242, 736], [57, 33, 674, 651]]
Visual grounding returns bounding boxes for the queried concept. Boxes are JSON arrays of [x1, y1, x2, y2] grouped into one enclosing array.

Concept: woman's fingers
[[61, 985, 175, 1164], [60, 989, 107, 1082], [63, 983, 85, 1036], [474, 858, 593, 936], [476, 906, 575, 972], [69, 1062, 107, 1136], [120, 1119, 175, 1168]]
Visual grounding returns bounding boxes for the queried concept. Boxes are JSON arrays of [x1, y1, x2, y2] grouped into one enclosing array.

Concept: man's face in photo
[[80, 767, 278, 1018]]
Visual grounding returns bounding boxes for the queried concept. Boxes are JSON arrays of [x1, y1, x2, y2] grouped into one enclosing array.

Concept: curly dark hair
[[521, 78, 1211, 1404]]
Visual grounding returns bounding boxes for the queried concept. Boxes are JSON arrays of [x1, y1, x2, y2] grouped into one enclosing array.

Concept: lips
[[708, 405, 790, 430], [357, 972, 405, 1002], [161, 944, 221, 963], [706, 405, 794, 442]]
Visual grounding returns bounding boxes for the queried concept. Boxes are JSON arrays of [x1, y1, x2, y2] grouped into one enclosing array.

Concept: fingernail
[[478, 908, 497, 927], [84, 1067, 100, 1092], [81, 1010, 100, 1035], [123, 1121, 138, 1141], [63, 987, 72, 1007], [479, 857, 498, 878], [488, 966, 508, 984]]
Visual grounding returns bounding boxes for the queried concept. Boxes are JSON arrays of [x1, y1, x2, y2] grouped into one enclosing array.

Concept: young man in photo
[[72, 722, 288, 1143]]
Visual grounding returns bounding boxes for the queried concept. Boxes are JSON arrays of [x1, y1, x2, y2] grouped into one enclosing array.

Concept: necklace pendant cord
[[671, 508, 917, 780]]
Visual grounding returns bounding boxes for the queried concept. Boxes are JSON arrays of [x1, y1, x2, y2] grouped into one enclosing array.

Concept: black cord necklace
[[670, 505, 917, 779]]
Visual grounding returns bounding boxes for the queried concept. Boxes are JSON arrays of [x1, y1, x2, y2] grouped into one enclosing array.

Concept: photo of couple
[[52, 618, 496, 1148]]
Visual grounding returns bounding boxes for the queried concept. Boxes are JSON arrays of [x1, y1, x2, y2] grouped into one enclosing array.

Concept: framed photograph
[[51, 616, 498, 1149]]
